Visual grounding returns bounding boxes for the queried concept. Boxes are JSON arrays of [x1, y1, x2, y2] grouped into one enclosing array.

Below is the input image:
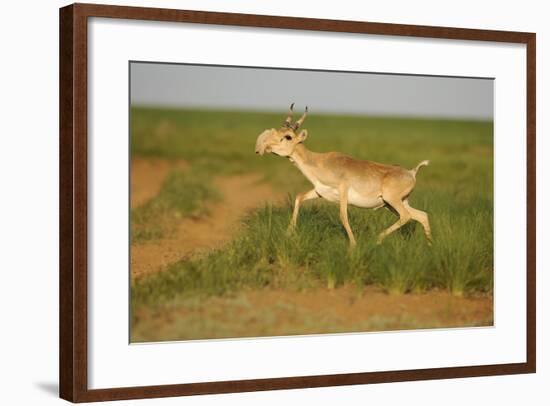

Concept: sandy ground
[[131, 159, 282, 278]]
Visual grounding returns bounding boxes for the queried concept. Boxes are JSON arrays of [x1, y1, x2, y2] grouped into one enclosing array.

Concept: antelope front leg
[[339, 185, 357, 248], [290, 189, 319, 229]]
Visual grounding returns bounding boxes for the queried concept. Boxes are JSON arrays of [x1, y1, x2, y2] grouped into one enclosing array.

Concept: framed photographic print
[[59, 3, 536, 402]]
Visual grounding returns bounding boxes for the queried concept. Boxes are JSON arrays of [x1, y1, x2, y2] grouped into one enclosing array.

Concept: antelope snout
[[255, 144, 268, 155]]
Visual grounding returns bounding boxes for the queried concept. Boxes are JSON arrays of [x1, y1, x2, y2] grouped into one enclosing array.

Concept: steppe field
[[130, 107, 493, 342]]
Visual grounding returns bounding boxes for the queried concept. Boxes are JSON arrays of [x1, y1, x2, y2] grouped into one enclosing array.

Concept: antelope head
[[255, 103, 308, 157]]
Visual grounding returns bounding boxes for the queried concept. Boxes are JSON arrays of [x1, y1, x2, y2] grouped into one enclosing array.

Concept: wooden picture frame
[[59, 3, 536, 402]]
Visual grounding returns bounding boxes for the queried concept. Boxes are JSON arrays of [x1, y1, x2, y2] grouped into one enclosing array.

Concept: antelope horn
[[293, 106, 308, 130], [283, 103, 295, 127]]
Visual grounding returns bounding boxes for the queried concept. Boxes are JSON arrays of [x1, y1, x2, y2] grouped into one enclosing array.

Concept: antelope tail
[[410, 160, 430, 177]]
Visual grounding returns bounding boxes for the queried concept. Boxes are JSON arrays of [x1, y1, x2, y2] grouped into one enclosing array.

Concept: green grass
[[131, 107, 493, 313], [131, 107, 493, 194], [132, 199, 493, 313]]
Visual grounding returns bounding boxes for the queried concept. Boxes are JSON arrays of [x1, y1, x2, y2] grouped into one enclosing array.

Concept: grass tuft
[[132, 197, 493, 312]]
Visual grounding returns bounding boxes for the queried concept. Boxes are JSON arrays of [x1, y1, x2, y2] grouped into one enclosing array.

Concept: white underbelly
[[314, 183, 340, 202], [314, 184, 384, 209], [348, 188, 384, 209]]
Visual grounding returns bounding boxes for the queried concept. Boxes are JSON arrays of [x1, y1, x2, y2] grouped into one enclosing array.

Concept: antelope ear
[[298, 129, 308, 142]]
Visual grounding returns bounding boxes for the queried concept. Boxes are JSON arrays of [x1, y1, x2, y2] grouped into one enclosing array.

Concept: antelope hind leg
[[377, 197, 411, 244], [403, 199, 432, 245]]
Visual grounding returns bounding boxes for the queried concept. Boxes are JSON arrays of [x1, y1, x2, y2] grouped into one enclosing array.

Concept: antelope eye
[[283, 135, 292, 141]]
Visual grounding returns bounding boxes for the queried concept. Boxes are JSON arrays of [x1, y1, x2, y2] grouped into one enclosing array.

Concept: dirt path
[[131, 168, 282, 279], [132, 286, 493, 342]]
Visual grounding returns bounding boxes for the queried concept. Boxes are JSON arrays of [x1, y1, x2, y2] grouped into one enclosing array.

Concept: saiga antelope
[[255, 104, 432, 247]]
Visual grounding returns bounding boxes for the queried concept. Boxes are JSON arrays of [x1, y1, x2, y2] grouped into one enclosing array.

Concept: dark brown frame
[[59, 2, 536, 402]]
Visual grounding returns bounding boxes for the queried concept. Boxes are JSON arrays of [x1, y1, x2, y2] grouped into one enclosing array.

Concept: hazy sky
[[130, 62, 493, 120]]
